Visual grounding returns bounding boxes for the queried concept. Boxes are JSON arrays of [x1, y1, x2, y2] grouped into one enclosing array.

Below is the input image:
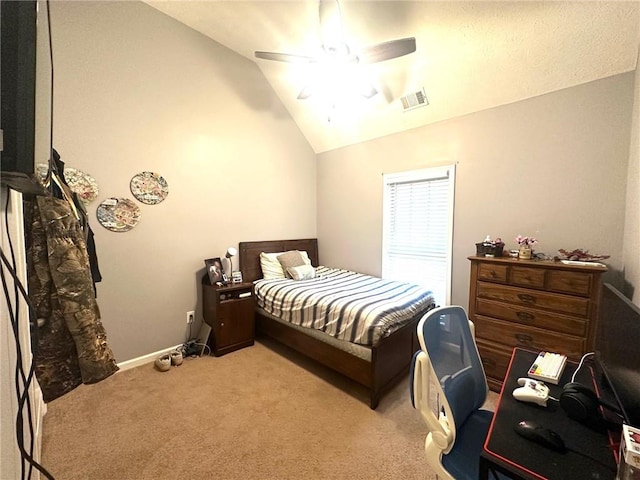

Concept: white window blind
[[382, 165, 455, 307]]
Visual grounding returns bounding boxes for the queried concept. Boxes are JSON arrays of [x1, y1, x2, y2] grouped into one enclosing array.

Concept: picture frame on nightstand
[[205, 257, 224, 284]]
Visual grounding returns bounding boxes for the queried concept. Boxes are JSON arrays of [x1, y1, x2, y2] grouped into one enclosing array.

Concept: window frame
[[381, 164, 456, 306]]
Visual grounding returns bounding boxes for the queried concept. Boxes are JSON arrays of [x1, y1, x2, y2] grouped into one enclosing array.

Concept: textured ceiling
[[144, 1, 640, 153]]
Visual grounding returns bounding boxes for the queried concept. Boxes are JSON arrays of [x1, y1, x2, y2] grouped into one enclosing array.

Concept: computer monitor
[[596, 283, 640, 428]]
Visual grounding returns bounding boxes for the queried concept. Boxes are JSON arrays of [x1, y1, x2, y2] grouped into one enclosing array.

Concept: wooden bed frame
[[238, 238, 434, 409]]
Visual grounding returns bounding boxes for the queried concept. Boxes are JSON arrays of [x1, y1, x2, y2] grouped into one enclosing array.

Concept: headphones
[[559, 382, 621, 425]]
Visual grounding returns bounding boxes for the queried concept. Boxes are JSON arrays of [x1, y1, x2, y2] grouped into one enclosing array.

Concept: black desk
[[480, 348, 620, 480]]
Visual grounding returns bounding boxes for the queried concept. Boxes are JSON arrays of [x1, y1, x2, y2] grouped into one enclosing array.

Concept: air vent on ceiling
[[401, 88, 428, 111]]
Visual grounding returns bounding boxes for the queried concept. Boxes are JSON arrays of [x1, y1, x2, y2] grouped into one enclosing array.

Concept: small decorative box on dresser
[[202, 277, 255, 356], [468, 256, 607, 391]]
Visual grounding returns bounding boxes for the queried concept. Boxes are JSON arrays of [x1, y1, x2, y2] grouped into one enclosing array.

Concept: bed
[[239, 238, 436, 409]]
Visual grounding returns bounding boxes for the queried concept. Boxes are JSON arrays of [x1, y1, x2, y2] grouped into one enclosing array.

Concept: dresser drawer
[[476, 339, 512, 391], [547, 270, 592, 296], [509, 266, 545, 289], [475, 298, 587, 337], [478, 263, 508, 283], [474, 315, 585, 359], [477, 282, 590, 317]]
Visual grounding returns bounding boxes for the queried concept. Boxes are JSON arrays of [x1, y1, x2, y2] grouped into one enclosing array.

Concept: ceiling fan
[[254, 0, 416, 101]]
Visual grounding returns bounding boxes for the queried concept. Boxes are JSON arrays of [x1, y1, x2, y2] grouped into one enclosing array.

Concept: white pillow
[[260, 250, 312, 279], [260, 252, 285, 279], [287, 264, 316, 281]]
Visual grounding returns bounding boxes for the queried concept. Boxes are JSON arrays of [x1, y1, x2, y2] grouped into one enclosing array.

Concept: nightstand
[[201, 276, 255, 356]]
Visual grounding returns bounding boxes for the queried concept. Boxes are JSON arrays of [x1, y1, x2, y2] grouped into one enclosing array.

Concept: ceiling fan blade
[[357, 37, 416, 64], [319, 0, 345, 48], [254, 51, 316, 64]]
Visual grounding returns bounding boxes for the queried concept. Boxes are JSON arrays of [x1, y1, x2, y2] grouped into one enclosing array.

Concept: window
[[382, 165, 455, 307]]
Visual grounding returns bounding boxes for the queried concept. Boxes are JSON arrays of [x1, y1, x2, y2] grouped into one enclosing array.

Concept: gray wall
[[43, 1, 639, 365], [49, 1, 317, 362], [317, 73, 635, 310]]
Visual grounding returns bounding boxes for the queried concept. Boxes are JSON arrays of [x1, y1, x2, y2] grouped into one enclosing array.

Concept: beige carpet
[[41, 338, 497, 479]]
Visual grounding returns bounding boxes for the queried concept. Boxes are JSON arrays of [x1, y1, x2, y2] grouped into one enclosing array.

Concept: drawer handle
[[517, 293, 536, 304], [515, 333, 533, 344], [516, 311, 535, 322], [490, 270, 498, 278]]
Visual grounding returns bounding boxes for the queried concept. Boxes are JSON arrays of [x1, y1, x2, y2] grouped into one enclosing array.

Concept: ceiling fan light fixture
[[323, 42, 350, 59], [297, 65, 376, 103], [253, 1, 416, 102], [360, 84, 378, 99]]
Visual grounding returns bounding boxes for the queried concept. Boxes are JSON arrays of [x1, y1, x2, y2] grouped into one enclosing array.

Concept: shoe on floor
[[155, 354, 171, 372], [170, 350, 183, 366]]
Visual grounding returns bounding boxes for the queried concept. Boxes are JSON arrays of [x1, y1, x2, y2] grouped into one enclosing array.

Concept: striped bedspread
[[254, 266, 435, 346]]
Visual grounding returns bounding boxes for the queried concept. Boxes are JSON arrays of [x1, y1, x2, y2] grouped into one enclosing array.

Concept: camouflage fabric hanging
[[27, 196, 118, 401], [27, 197, 83, 402]]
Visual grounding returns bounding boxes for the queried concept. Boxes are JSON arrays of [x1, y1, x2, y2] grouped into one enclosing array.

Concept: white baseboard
[[116, 344, 183, 372], [34, 383, 46, 479]]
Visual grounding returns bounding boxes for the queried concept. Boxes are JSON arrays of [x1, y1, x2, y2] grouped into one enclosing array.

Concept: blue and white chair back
[[410, 306, 495, 480]]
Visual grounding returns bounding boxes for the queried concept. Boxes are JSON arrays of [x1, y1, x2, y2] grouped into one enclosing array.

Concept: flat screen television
[[1, 0, 47, 194], [596, 283, 640, 428]]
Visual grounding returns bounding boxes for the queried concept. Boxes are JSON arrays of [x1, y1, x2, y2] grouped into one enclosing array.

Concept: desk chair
[[410, 306, 507, 480]]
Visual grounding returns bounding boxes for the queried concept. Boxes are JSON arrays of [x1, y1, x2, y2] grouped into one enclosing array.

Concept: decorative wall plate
[[35, 163, 49, 183], [35, 163, 99, 204], [96, 197, 141, 232], [65, 167, 99, 204], [130, 171, 169, 205]]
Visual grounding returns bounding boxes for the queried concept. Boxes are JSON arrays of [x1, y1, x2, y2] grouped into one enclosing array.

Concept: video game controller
[[512, 378, 550, 407], [517, 377, 545, 387]]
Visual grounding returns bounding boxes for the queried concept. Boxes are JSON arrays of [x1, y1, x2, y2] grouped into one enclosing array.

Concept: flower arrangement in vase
[[515, 235, 537, 259]]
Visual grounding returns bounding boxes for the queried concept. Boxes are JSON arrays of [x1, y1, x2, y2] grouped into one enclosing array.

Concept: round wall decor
[[130, 171, 169, 205], [36, 163, 100, 204], [35, 164, 49, 183], [65, 167, 100, 204], [96, 197, 141, 232]]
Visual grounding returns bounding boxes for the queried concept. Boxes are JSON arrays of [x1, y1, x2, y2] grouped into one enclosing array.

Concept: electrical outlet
[[186, 311, 195, 324]]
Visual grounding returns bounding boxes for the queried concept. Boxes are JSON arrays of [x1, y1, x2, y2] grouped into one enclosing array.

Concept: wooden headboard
[[239, 239, 319, 283]]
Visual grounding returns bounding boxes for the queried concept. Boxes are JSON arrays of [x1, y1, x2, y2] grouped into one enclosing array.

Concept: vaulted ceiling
[[144, 1, 640, 153]]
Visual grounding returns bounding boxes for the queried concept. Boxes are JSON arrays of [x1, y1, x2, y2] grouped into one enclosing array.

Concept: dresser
[[468, 256, 607, 391]]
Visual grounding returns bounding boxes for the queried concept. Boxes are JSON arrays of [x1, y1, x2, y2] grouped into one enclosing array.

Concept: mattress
[[254, 266, 435, 346]]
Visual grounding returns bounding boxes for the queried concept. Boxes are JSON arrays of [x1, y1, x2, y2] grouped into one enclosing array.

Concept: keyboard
[[528, 351, 567, 384]]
